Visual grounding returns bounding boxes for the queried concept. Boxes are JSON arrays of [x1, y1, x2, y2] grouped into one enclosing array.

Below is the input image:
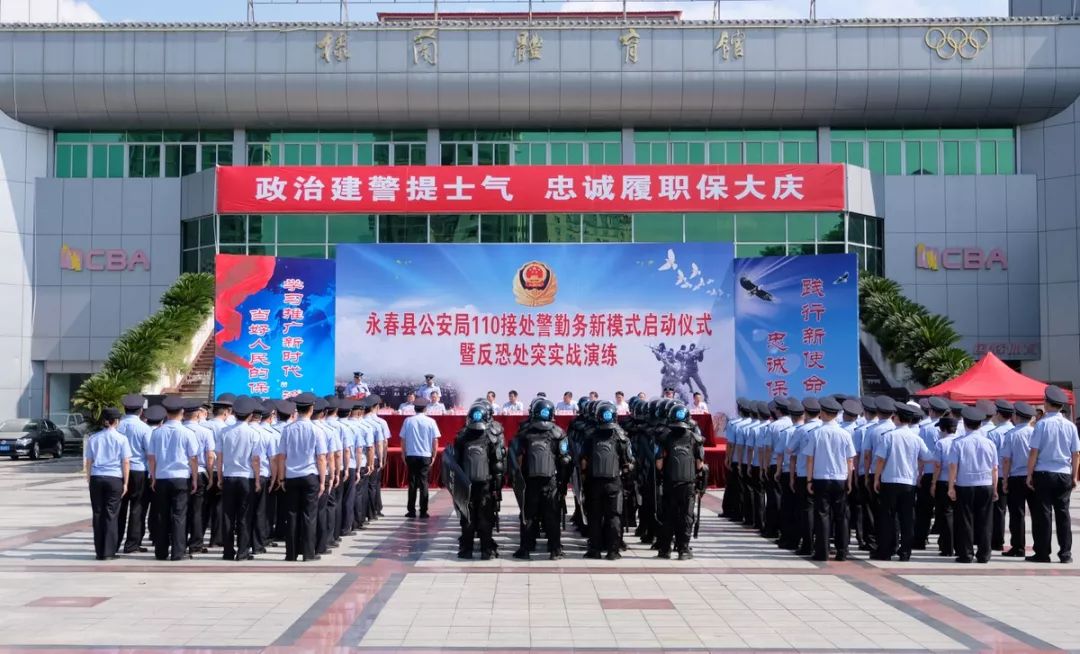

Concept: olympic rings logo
[[925, 26, 990, 60]]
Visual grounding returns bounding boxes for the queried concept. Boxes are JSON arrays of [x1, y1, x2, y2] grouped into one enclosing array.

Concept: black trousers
[[914, 473, 934, 548], [722, 463, 741, 520], [848, 474, 865, 547], [954, 484, 993, 562], [860, 475, 878, 549], [778, 474, 797, 548], [340, 468, 357, 536], [934, 481, 955, 555], [251, 476, 270, 551], [406, 456, 431, 515], [520, 476, 561, 553], [992, 477, 1007, 550], [284, 475, 319, 561], [878, 483, 916, 558], [460, 480, 495, 555], [273, 484, 289, 539], [366, 466, 380, 520], [153, 477, 190, 561], [740, 467, 754, 526], [325, 474, 342, 546], [118, 470, 148, 553], [206, 481, 223, 547], [1032, 471, 1073, 560], [763, 465, 780, 538], [221, 476, 255, 560], [316, 478, 332, 554], [658, 481, 694, 554], [186, 471, 209, 549], [587, 478, 623, 554], [89, 475, 123, 559], [812, 479, 849, 559], [794, 476, 814, 552], [748, 466, 764, 530], [374, 458, 385, 513], [1006, 475, 1032, 553], [354, 470, 370, 529]]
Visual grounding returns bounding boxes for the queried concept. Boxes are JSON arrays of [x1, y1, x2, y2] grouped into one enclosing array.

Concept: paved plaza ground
[[1, 458, 1079, 652]]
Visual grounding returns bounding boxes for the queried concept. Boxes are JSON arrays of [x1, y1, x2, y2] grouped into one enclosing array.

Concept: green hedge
[[858, 275, 973, 387], [73, 273, 215, 422]]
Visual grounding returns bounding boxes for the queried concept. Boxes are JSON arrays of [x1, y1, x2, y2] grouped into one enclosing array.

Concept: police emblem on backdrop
[[513, 260, 558, 307]]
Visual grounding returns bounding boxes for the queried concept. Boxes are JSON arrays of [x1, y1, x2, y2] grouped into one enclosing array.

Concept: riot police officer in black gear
[[454, 401, 505, 560], [566, 397, 591, 530], [581, 401, 634, 559], [656, 402, 705, 560], [620, 398, 642, 533], [513, 398, 570, 560]]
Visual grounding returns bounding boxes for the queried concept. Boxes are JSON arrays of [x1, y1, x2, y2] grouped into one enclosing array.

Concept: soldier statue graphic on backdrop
[[511, 398, 570, 560], [446, 400, 506, 560], [649, 343, 708, 404], [580, 401, 634, 560]]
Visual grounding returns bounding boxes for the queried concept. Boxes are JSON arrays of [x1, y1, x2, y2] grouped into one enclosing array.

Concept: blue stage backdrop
[[733, 253, 859, 400], [336, 243, 735, 413], [214, 254, 336, 399]]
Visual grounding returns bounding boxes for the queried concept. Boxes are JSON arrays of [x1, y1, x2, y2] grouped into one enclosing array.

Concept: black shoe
[[419, 513, 430, 519], [811, 554, 828, 561], [912, 544, 926, 551], [898, 553, 911, 562], [584, 550, 602, 560], [835, 553, 848, 562], [795, 548, 813, 556], [640, 535, 654, 544], [549, 551, 564, 561], [677, 551, 693, 561], [480, 552, 493, 561], [256, 548, 267, 554], [606, 551, 622, 561], [1003, 548, 1026, 557], [304, 554, 322, 561], [376, 512, 385, 517], [512, 549, 530, 560], [939, 550, 954, 557], [976, 557, 990, 564], [405, 512, 416, 518], [1025, 555, 1052, 563], [457, 551, 473, 560], [656, 551, 671, 559], [284, 556, 297, 562], [870, 553, 891, 561], [245, 553, 256, 561], [95, 555, 106, 561], [955, 557, 972, 563], [1060, 555, 1073, 564]]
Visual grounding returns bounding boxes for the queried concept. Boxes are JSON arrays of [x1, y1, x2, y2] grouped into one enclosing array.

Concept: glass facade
[[55, 130, 233, 179], [439, 130, 622, 165], [829, 128, 1016, 175], [246, 130, 427, 166], [634, 130, 818, 165], [187, 212, 883, 275]]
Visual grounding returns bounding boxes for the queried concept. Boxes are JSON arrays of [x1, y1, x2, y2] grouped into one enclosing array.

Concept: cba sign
[[60, 244, 150, 272], [925, 26, 990, 61]]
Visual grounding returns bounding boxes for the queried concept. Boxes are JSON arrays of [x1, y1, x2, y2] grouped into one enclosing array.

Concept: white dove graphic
[[689, 262, 701, 279], [675, 269, 687, 286], [658, 248, 677, 271]]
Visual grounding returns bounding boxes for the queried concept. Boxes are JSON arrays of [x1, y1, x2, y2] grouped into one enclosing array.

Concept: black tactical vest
[[665, 431, 695, 483], [524, 428, 556, 478], [462, 433, 490, 482], [589, 433, 620, 479]]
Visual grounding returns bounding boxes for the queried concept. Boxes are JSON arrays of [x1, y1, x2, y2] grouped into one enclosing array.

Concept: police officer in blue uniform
[[930, 415, 959, 557], [276, 392, 327, 562], [147, 395, 200, 561], [582, 400, 634, 560], [776, 398, 804, 551], [787, 397, 823, 556], [1001, 401, 1035, 557], [183, 400, 216, 555], [85, 407, 132, 561], [252, 400, 277, 553], [948, 406, 998, 563], [872, 403, 930, 561], [270, 399, 295, 542], [913, 397, 948, 549], [217, 397, 262, 561], [803, 397, 856, 562], [311, 398, 337, 553], [116, 394, 152, 554], [204, 396, 232, 549], [350, 399, 376, 531], [1025, 385, 1080, 563], [987, 399, 1015, 551]]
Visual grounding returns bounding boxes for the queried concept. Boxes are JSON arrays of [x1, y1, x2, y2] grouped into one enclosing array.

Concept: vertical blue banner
[[734, 253, 859, 399], [214, 254, 336, 398]]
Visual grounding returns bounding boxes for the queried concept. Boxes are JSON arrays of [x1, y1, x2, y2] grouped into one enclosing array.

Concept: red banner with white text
[[215, 164, 846, 214]]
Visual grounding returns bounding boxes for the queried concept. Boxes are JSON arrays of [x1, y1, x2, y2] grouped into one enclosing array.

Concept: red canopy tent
[[917, 352, 1074, 405]]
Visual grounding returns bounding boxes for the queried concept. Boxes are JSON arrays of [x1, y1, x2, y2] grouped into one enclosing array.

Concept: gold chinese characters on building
[[515, 31, 543, 62], [316, 31, 350, 64], [413, 28, 438, 66], [619, 27, 641, 64], [714, 30, 745, 62]]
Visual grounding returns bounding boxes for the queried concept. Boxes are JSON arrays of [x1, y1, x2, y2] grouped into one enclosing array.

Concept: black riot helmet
[[627, 396, 640, 415], [530, 397, 556, 423], [467, 401, 492, 429], [668, 401, 692, 426], [655, 398, 677, 422], [577, 396, 590, 415], [594, 401, 618, 426]]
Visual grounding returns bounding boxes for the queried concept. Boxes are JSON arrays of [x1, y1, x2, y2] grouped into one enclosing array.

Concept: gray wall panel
[[41, 31, 72, 75]]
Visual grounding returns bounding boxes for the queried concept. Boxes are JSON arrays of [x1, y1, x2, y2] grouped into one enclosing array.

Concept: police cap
[[233, 397, 257, 417], [774, 398, 790, 415], [918, 398, 930, 411], [948, 401, 967, 415], [1013, 401, 1035, 419], [216, 392, 236, 404], [425, 374, 435, 380], [101, 407, 123, 421], [961, 406, 986, 424], [994, 399, 1014, 416], [860, 396, 875, 410], [1045, 385, 1069, 406], [367, 394, 382, 406], [802, 397, 821, 413], [975, 399, 996, 417], [929, 397, 950, 412], [160, 395, 185, 413], [292, 392, 317, 408], [767, 399, 778, 414], [664, 386, 675, 392], [895, 403, 916, 420], [121, 394, 145, 411], [144, 405, 167, 424], [276, 399, 297, 415], [875, 396, 896, 414], [832, 393, 848, 402], [180, 398, 201, 414], [262, 399, 277, 416], [353, 371, 363, 377], [842, 399, 863, 416], [936, 416, 957, 434], [819, 396, 841, 414], [325, 397, 339, 411], [754, 400, 770, 417], [786, 397, 805, 415], [313, 398, 328, 412]]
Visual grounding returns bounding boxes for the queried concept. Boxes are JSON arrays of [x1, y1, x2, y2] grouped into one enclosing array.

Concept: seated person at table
[[556, 391, 576, 413], [503, 390, 525, 414], [398, 392, 416, 413], [426, 391, 446, 415], [486, 391, 500, 415]]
